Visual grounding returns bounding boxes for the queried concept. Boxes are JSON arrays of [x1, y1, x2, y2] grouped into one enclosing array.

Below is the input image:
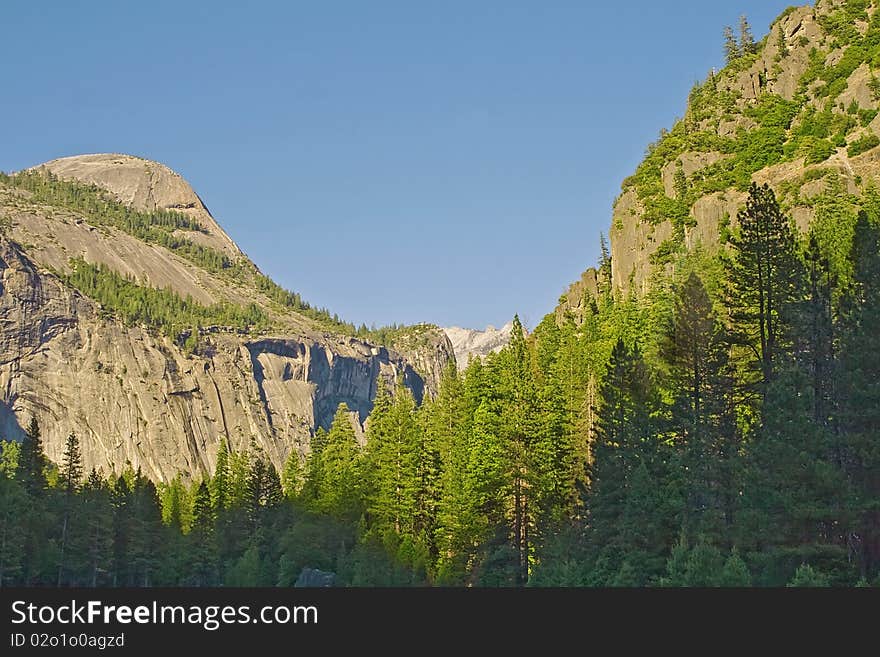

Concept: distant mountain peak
[[443, 321, 513, 369]]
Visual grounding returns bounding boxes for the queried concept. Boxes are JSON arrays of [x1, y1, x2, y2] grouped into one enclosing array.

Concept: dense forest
[[1, 181, 879, 587]]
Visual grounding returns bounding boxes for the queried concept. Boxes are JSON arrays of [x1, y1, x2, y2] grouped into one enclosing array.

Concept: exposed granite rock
[[600, 1, 880, 299], [0, 156, 455, 482], [556, 268, 600, 324], [38, 154, 242, 259], [661, 152, 725, 198]]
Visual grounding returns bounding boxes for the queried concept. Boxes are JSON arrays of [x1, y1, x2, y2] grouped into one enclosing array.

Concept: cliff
[[0, 154, 454, 481], [560, 0, 880, 317]]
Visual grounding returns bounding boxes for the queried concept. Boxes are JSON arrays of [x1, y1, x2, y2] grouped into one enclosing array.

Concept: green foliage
[[725, 183, 803, 383], [63, 258, 268, 339], [302, 404, 363, 519], [802, 137, 835, 165], [17, 417, 47, 496], [847, 133, 880, 157], [0, 169, 420, 340], [0, 440, 20, 477], [816, 0, 870, 45], [0, 169, 243, 276], [787, 563, 831, 587]]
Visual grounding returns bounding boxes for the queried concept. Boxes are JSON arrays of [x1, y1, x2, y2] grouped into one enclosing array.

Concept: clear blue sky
[[1, 0, 793, 330]]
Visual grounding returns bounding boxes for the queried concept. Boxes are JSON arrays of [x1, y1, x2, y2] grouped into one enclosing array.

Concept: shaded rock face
[[0, 155, 456, 482], [294, 568, 335, 587]]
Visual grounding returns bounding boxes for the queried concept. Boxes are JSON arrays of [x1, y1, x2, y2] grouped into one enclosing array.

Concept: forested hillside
[[3, 181, 879, 585]]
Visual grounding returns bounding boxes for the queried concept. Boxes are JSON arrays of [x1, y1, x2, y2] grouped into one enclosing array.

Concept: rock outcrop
[[574, 0, 880, 305], [0, 155, 454, 481], [40, 154, 242, 259]]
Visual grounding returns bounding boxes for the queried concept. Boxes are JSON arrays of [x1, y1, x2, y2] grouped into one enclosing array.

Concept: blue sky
[[1, 0, 793, 330]]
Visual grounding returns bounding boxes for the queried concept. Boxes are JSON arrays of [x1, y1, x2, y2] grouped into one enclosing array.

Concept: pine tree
[[719, 548, 751, 586], [281, 448, 303, 500], [211, 439, 230, 511], [365, 383, 421, 538], [110, 475, 132, 586], [432, 365, 481, 584], [246, 449, 284, 515], [726, 183, 804, 387], [186, 481, 218, 586], [81, 469, 113, 587], [588, 339, 677, 584], [0, 474, 26, 586], [127, 472, 164, 586], [776, 25, 788, 59], [598, 234, 612, 294], [801, 235, 836, 431], [661, 273, 740, 539], [17, 417, 47, 496], [739, 15, 757, 56], [15, 417, 53, 584], [498, 315, 539, 584], [60, 433, 83, 495], [306, 404, 363, 519], [838, 211, 880, 579], [57, 432, 83, 585], [724, 26, 740, 65]]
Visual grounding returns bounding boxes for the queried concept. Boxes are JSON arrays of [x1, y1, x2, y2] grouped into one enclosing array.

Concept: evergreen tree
[[661, 273, 740, 539], [305, 404, 363, 519], [365, 383, 422, 538], [186, 481, 218, 586], [724, 26, 740, 65], [16, 417, 53, 584], [0, 474, 26, 586], [598, 234, 612, 294], [776, 25, 788, 59], [281, 448, 303, 500], [726, 183, 804, 387], [432, 365, 481, 583], [57, 432, 83, 585], [127, 472, 164, 586], [17, 417, 47, 496], [739, 15, 757, 55], [211, 439, 230, 511], [787, 563, 830, 587], [81, 469, 113, 587], [838, 211, 880, 579], [588, 339, 677, 584], [246, 449, 284, 516], [719, 548, 751, 586]]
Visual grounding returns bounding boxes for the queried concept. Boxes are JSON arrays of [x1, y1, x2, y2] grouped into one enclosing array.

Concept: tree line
[[2, 181, 879, 586]]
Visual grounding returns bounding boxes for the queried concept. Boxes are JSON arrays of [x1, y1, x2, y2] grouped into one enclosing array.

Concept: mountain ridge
[[558, 0, 880, 318], [0, 154, 454, 481]]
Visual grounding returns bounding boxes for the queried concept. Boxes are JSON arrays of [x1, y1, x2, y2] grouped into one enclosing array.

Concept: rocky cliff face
[[443, 322, 513, 370], [0, 155, 454, 481], [563, 0, 880, 313]]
